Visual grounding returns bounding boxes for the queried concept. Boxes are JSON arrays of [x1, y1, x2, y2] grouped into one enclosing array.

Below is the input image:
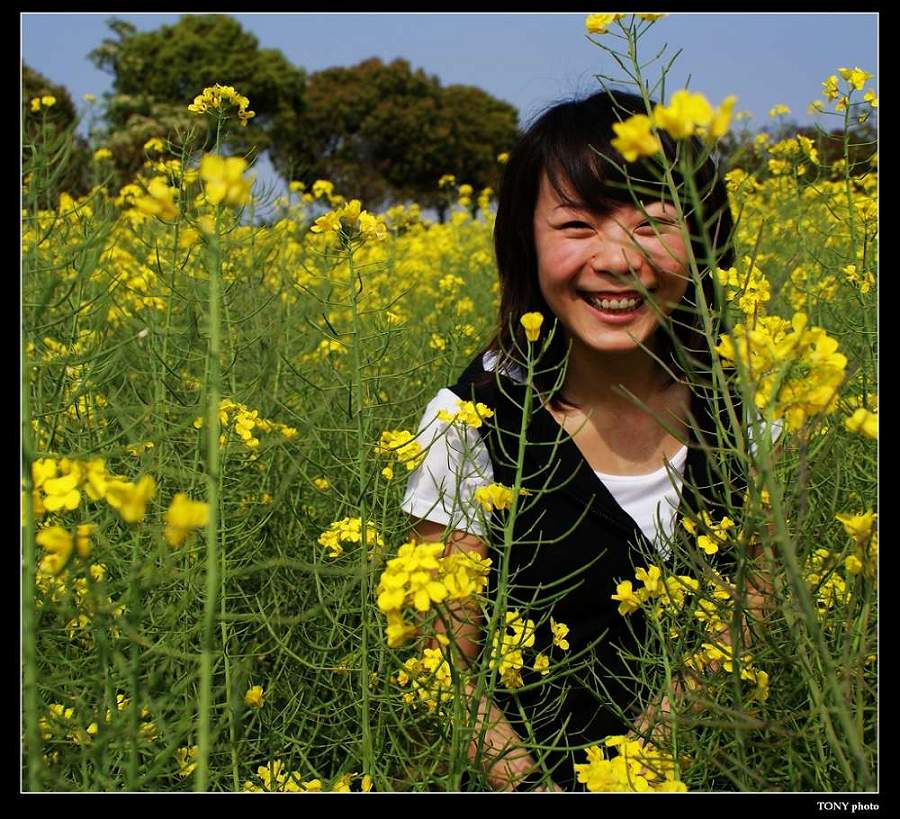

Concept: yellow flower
[[474, 482, 516, 513], [653, 90, 713, 140], [520, 311, 544, 342], [134, 177, 179, 221], [92, 148, 112, 162], [436, 400, 494, 429], [75, 524, 94, 559], [104, 475, 156, 523], [822, 75, 840, 102], [36, 526, 74, 575], [768, 104, 791, 117], [845, 407, 877, 439], [611, 580, 642, 615], [375, 430, 425, 472], [636, 13, 666, 21], [550, 617, 570, 650], [715, 312, 847, 433], [42, 471, 81, 512], [496, 152, 509, 164], [244, 685, 265, 709], [533, 653, 550, 676], [707, 95, 738, 140], [864, 89, 878, 108], [835, 510, 876, 544], [585, 13, 624, 34], [200, 154, 253, 207], [611, 114, 661, 161], [176, 745, 199, 778], [187, 84, 255, 126], [312, 477, 330, 491], [838, 66, 874, 91], [164, 493, 210, 547], [41, 95, 57, 107]]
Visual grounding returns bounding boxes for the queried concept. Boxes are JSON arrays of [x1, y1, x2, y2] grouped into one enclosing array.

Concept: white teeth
[[584, 293, 642, 311]]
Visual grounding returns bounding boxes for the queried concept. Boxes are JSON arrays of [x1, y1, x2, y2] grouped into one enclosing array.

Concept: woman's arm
[[410, 517, 559, 791]]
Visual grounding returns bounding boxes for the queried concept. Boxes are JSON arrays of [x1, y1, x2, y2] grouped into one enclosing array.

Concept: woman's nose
[[589, 237, 642, 275]]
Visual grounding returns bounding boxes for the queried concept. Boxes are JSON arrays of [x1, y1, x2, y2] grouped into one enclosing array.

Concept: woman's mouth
[[578, 290, 646, 315]]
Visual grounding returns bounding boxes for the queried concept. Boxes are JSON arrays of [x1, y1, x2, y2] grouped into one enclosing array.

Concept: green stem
[[346, 235, 374, 775], [127, 528, 142, 790], [21, 346, 42, 792], [196, 205, 223, 791]]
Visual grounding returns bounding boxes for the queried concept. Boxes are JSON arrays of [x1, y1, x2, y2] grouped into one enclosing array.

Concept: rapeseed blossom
[[164, 494, 209, 547], [716, 260, 772, 316], [836, 510, 877, 578], [104, 475, 157, 523], [682, 512, 736, 555], [134, 177, 179, 221], [653, 90, 736, 141], [188, 83, 255, 126], [550, 617, 570, 650], [575, 736, 686, 792], [374, 430, 425, 476], [242, 760, 319, 792], [436, 399, 494, 429], [175, 745, 199, 778], [318, 517, 384, 559], [845, 407, 877, 439], [520, 311, 544, 342], [244, 685, 265, 709], [474, 482, 515, 513], [585, 13, 624, 34], [200, 154, 253, 208], [396, 648, 454, 713], [310, 199, 388, 242], [489, 610, 537, 689], [375, 541, 490, 646], [611, 114, 661, 162], [611, 580, 642, 615], [715, 313, 847, 433]]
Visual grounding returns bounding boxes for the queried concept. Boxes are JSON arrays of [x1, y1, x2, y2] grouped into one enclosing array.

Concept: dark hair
[[484, 88, 736, 410]]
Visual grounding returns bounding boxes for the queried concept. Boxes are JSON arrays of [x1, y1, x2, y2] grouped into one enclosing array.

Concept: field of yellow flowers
[[22, 20, 876, 793]]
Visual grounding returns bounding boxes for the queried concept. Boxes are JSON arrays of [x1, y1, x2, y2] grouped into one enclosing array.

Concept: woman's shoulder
[[448, 349, 527, 403]]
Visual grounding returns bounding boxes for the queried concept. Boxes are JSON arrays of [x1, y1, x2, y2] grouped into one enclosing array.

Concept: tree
[[272, 57, 519, 213], [718, 117, 877, 182], [88, 15, 306, 188], [22, 62, 92, 199]]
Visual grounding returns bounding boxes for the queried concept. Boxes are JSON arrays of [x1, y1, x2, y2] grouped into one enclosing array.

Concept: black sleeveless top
[[446, 351, 745, 790]]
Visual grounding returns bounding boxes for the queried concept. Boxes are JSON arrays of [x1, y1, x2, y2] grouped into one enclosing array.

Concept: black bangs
[[539, 92, 685, 218]]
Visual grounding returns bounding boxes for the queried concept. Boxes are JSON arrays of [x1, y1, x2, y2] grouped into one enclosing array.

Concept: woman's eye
[[635, 220, 676, 235], [560, 221, 592, 230]]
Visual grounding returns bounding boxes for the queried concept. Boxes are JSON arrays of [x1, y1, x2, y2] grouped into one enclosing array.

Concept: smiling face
[[533, 173, 691, 357]]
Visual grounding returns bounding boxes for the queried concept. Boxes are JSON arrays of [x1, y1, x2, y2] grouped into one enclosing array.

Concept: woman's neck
[[557, 337, 675, 411]]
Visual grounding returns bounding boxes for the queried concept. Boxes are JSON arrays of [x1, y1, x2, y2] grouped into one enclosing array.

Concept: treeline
[[23, 14, 876, 210], [24, 15, 519, 215]]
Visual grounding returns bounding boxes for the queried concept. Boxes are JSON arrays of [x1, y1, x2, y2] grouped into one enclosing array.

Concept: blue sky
[[22, 12, 878, 198]]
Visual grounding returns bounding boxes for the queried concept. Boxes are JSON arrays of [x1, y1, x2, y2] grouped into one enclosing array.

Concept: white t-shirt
[[400, 351, 689, 557]]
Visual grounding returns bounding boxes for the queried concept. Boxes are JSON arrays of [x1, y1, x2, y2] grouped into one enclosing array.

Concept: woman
[[401, 88, 743, 791]]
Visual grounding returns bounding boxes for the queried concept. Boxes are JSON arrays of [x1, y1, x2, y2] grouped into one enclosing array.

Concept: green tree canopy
[[22, 62, 92, 200], [88, 15, 306, 187], [273, 57, 519, 212]]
